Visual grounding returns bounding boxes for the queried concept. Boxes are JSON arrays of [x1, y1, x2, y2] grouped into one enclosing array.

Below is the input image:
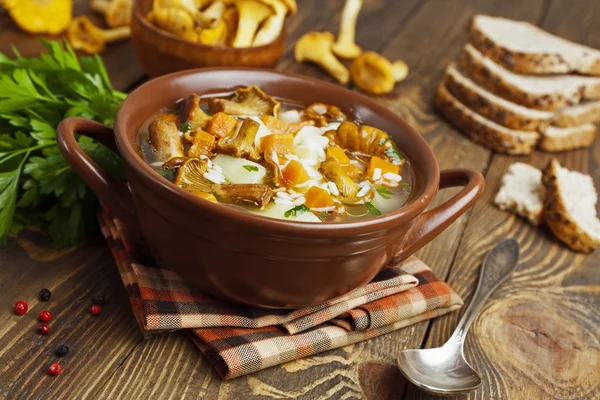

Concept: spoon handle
[[449, 239, 520, 344]]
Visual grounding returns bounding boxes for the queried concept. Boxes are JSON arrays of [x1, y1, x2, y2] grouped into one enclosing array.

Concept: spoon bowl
[[397, 345, 481, 394]]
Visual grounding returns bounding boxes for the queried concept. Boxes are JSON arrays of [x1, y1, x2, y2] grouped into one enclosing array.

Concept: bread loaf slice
[[436, 82, 596, 153], [494, 162, 544, 226], [444, 63, 554, 131], [461, 44, 600, 111], [554, 101, 600, 127], [539, 124, 597, 152], [435, 83, 540, 154], [542, 159, 600, 253], [469, 15, 600, 76]]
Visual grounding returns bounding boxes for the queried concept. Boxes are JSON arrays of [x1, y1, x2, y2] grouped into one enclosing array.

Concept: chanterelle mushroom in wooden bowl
[[131, 0, 291, 76]]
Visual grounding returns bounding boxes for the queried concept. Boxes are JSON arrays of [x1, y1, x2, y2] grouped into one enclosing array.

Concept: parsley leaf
[[181, 120, 192, 132], [378, 137, 404, 165], [284, 204, 310, 218], [375, 186, 394, 199], [243, 165, 259, 172], [0, 40, 125, 247], [384, 146, 403, 165], [0, 153, 28, 244], [365, 202, 382, 216]]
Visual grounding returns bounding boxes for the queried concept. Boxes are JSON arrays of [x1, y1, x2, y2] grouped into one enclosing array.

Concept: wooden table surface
[[1, 0, 599, 399]]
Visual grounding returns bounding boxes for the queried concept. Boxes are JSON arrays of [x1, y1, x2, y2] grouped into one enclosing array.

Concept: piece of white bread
[[435, 83, 540, 154], [542, 159, 600, 253], [494, 163, 544, 226], [444, 63, 554, 131], [539, 124, 597, 152], [461, 44, 600, 111], [554, 101, 600, 127], [469, 15, 600, 76]]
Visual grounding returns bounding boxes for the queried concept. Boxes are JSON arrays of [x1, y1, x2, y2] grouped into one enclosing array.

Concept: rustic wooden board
[[0, 0, 598, 399], [410, 1, 600, 399]]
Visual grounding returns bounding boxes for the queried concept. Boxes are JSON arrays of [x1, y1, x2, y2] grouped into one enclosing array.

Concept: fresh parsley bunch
[[0, 40, 126, 247]]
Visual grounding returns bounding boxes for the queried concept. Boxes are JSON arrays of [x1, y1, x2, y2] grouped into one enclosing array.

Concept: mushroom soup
[[138, 86, 411, 222]]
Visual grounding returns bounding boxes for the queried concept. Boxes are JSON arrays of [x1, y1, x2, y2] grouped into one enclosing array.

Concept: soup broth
[[138, 86, 412, 222]]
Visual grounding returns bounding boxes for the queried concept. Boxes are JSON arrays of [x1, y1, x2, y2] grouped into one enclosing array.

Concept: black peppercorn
[[55, 345, 69, 357], [39, 288, 51, 302], [92, 294, 108, 305]]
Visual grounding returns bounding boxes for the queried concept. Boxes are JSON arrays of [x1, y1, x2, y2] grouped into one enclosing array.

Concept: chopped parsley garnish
[[181, 120, 192, 132], [243, 165, 259, 172], [378, 138, 404, 165], [400, 182, 410, 189], [365, 202, 382, 216], [375, 186, 394, 199], [284, 204, 310, 218], [384, 145, 403, 165]]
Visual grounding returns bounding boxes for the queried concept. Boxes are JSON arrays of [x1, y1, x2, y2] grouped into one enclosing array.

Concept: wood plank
[[409, 0, 600, 398], [0, 233, 144, 399], [95, 1, 548, 399]]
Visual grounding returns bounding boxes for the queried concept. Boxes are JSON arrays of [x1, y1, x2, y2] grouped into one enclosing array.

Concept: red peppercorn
[[38, 324, 50, 335], [39, 310, 52, 323], [47, 363, 62, 376], [90, 305, 102, 316], [14, 301, 28, 315]]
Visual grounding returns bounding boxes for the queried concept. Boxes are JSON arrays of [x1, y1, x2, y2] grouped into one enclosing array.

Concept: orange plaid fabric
[[98, 208, 463, 379]]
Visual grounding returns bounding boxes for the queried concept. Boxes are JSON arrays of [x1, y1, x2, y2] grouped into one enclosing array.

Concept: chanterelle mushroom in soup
[[138, 86, 412, 222]]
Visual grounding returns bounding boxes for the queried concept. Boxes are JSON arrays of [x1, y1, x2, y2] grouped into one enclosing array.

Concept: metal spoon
[[396, 238, 520, 395]]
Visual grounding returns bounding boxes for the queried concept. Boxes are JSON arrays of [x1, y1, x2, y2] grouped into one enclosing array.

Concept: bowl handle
[[393, 169, 485, 262], [56, 117, 137, 229]]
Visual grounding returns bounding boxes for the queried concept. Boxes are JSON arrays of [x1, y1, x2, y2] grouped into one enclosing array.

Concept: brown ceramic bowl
[[57, 68, 484, 308], [130, 0, 286, 77]]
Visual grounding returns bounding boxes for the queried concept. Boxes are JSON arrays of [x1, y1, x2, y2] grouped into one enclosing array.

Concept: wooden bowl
[[130, 0, 287, 77]]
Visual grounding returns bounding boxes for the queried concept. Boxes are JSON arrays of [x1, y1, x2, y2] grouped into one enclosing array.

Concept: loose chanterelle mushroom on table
[[293, 0, 409, 95]]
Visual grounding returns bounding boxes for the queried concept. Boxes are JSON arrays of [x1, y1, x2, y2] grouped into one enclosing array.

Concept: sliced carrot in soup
[[282, 160, 310, 188], [261, 133, 294, 154], [304, 186, 335, 208], [193, 192, 218, 203], [367, 156, 399, 180], [325, 146, 350, 165], [205, 112, 238, 138], [187, 129, 216, 157]]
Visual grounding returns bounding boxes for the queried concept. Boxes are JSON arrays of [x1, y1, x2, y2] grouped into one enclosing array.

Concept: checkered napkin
[[98, 208, 463, 379]]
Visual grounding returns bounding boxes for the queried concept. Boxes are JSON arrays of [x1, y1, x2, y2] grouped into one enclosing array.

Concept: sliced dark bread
[[554, 101, 600, 127], [542, 159, 600, 253], [539, 124, 597, 152], [436, 82, 596, 153], [444, 63, 553, 131], [494, 162, 544, 226], [435, 83, 540, 154], [461, 44, 600, 111], [469, 15, 600, 76]]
